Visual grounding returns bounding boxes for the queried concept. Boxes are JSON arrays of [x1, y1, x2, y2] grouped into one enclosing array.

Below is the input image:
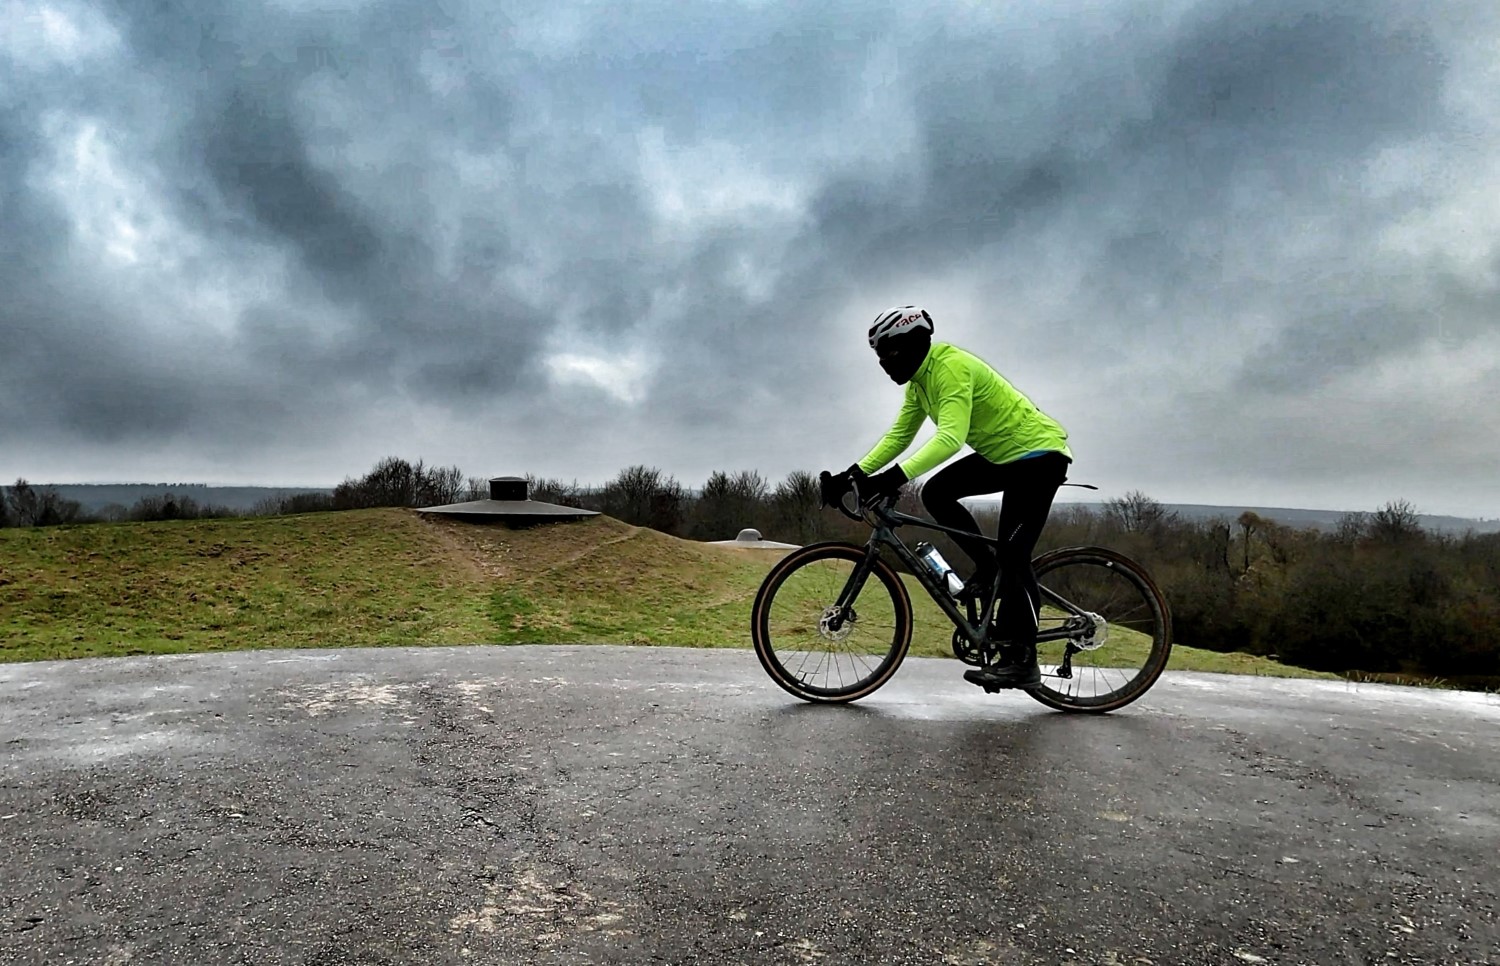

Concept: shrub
[[128, 493, 239, 522], [253, 492, 336, 516]]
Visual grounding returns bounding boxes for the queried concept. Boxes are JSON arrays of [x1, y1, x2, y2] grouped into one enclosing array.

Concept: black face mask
[[876, 338, 930, 385]]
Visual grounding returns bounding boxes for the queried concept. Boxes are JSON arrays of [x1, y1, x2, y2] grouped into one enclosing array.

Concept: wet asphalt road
[[1, 645, 1497, 966]]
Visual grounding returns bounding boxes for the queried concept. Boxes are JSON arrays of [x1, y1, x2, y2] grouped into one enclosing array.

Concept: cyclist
[[821, 305, 1072, 690]]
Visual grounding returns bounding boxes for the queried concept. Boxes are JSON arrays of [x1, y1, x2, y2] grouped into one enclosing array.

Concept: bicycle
[[750, 478, 1173, 713]]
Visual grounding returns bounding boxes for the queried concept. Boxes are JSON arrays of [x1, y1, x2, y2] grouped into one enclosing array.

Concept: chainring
[[951, 628, 987, 666]]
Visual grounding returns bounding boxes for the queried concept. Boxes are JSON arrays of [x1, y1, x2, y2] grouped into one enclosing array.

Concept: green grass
[[0, 509, 1331, 681], [0, 510, 492, 661]]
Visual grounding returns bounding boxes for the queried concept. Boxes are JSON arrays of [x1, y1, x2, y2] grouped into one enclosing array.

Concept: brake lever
[[838, 480, 865, 522]]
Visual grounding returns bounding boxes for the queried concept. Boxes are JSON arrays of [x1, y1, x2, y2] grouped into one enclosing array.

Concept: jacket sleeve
[[856, 386, 926, 474], [897, 362, 972, 478]]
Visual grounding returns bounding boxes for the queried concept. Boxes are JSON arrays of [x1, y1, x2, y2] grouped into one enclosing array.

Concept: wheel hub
[[818, 605, 855, 642]]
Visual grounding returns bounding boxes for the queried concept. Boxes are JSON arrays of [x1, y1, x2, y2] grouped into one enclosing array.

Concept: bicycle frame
[[831, 491, 1085, 650]]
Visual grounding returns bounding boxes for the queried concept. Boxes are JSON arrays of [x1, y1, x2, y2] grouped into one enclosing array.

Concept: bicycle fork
[[824, 547, 880, 633]]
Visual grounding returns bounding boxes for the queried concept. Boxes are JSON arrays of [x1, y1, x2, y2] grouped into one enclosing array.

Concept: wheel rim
[[762, 554, 904, 696], [1033, 556, 1165, 706]]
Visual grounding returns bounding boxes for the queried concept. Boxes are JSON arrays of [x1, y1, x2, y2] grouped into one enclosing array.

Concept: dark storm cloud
[[0, 0, 558, 447], [1, 0, 1496, 512], [0, 85, 75, 283], [805, 2, 1448, 313], [638, 2, 1467, 440], [201, 87, 383, 281]]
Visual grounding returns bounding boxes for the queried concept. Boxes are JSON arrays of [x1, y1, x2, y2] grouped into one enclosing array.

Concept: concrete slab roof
[[415, 476, 599, 524], [708, 527, 799, 550], [416, 499, 599, 522]]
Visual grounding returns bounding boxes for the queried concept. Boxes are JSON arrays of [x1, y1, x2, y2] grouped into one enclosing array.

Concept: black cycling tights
[[919, 451, 1070, 650]]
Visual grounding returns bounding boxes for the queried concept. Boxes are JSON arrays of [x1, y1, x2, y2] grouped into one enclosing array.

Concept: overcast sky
[[2, 0, 1497, 517]]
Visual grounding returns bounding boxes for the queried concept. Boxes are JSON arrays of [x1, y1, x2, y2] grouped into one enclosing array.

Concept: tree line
[[6, 461, 1497, 686], [0, 478, 243, 525], [0, 459, 830, 538], [1036, 492, 1500, 687]]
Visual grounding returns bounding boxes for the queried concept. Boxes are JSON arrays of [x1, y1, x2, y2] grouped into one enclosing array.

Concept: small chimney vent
[[489, 477, 529, 501]]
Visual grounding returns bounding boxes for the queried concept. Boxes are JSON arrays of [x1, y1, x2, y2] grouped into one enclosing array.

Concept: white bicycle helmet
[[867, 305, 934, 349]]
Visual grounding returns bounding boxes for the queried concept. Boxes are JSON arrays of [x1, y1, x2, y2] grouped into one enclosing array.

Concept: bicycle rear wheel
[[1026, 547, 1172, 713], [751, 542, 913, 703]]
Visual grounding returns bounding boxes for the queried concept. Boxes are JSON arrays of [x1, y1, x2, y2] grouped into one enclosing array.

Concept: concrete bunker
[[416, 477, 599, 525]]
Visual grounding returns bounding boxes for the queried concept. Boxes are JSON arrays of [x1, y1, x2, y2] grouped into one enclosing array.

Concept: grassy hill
[[0, 510, 491, 661], [0, 509, 1330, 680]]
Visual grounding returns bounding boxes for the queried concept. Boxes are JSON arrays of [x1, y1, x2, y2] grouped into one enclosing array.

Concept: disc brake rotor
[[1073, 612, 1109, 651], [818, 605, 854, 642]]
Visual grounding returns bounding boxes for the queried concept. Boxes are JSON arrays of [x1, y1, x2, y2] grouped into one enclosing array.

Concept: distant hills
[[39, 484, 334, 513], [1050, 502, 1500, 535]]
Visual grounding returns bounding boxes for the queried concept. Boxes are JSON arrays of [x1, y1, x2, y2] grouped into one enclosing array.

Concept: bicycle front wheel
[[1026, 547, 1172, 713], [751, 542, 913, 703]]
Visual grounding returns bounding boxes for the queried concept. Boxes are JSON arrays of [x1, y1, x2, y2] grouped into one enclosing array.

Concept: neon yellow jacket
[[857, 342, 1071, 479]]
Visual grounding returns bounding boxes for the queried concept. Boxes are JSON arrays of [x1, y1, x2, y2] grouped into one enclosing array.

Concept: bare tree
[[1237, 511, 1262, 574], [692, 470, 769, 540], [526, 475, 586, 508], [5, 478, 83, 527], [771, 470, 821, 544], [333, 457, 466, 509], [333, 456, 415, 508], [1105, 490, 1176, 534], [7, 478, 38, 526], [416, 464, 465, 507], [1334, 512, 1368, 543], [1371, 499, 1423, 543], [603, 465, 685, 533]]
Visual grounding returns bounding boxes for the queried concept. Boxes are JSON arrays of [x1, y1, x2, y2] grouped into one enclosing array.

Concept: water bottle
[[915, 542, 964, 596]]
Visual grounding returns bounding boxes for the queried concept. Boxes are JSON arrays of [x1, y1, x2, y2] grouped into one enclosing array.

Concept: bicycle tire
[[751, 542, 913, 703], [1024, 546, 1172, 714]]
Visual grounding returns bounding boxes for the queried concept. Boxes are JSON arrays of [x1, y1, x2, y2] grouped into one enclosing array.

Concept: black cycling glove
[[863, 465, 907, 503], [818, 469, 848, 507], [818, 465, 873, 507]]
